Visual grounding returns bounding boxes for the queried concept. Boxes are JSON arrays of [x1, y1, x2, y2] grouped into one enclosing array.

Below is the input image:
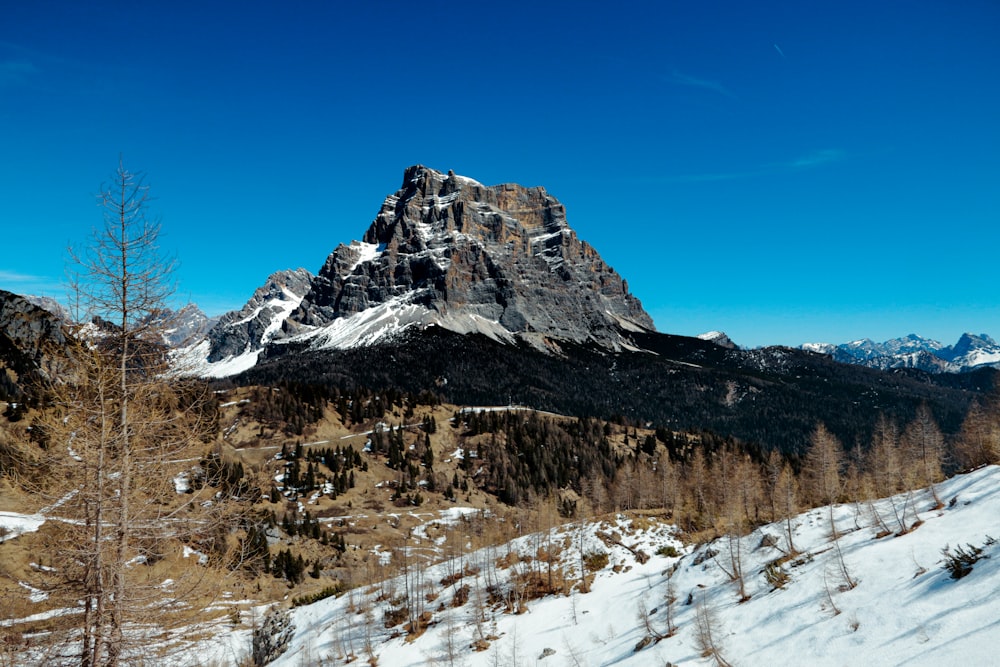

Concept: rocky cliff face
[[205, 268, 313, 362], [282, 165, 653, 351], [0, 289, 72, 397]]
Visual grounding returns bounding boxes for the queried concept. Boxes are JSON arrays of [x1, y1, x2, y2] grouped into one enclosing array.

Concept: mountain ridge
[[802, 332, 1000, 373]]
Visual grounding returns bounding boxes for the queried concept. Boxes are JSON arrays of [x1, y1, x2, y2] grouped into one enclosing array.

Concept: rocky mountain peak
[[698, 331, 737, 349], [204, 268, 313, 363], [284, 165, 653, 351]]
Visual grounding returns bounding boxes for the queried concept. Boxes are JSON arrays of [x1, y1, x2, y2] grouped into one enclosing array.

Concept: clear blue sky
[[2, 1, 997, 348]]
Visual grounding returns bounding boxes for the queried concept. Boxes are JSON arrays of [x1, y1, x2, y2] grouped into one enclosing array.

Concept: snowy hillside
[[184, 466, 1000, 666]]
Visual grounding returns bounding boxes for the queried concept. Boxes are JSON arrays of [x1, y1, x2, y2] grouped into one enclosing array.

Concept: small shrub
[[292, 584, 344, 607], [451, 584, 470, 607], [634, 635, 653, 652], [583, 551, 609, 572], [656, 545, 680, 558], [941, 543, 987, 579], [764, 562, 790, 590], [383, 604, 408, 628]]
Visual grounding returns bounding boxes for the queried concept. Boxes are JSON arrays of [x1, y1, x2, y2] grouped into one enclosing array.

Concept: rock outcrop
[[206, 268, 313, 362], [282, 165, 653, 350], [0, 289, 72, 397]]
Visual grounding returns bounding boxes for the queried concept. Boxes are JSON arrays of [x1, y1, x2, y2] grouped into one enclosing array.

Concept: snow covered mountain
[[282, 165, 653, 351], [143, 303, 216, 347], [177, 465, 1000, 666], [172, 268, 313, 378], [802, 332, 1000, 373], [177, 166, 655, 378], [697, 330, 737, 349]]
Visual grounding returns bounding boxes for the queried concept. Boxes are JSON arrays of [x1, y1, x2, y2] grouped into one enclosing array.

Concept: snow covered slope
[[171, 268, 312, 378], [190, 466, 1000, 666]]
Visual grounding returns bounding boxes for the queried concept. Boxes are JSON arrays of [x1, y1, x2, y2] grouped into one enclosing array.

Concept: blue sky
[[1, 1, 997, 348]]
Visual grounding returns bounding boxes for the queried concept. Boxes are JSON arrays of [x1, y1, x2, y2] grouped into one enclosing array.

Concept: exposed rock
[[205, 268, 313, 362], [282, 165, 653, 351], [143, 304, 215, 347], [22, 295, 72, 323], [0, 289, 73, 396]]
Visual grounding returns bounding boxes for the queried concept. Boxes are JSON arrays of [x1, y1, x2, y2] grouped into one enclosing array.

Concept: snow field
[[187, 466, 1000, 666]]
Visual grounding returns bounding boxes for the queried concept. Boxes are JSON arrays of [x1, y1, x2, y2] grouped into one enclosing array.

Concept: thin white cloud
[[0, 270, 47, 284], [788, 149, 846, 169], [668, 70, 737, 99], [0, 270, 63, 297], [661, 149, 847, 184]]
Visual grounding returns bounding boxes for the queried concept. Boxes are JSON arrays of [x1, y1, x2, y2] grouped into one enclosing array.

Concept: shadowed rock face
[[0, 290, 73, 395], [285, 165, 653, 349]]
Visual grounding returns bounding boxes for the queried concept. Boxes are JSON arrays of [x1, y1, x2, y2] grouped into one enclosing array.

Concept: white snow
[[0, 511, 45, 542], [183, 545, 209, 565], [346, 241, 382, 273], [18, 581, 48, 603], [182, 466, 1000, 667], [173, 471, 191, 494], [962, 349, 1000, 367]]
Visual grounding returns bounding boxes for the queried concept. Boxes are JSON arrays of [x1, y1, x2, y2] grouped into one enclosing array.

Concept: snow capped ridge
[[278, 299, 517, 352], [697, 330, 737, 349], [800, 332, 1000, 374], [171, 268, 313, 378]]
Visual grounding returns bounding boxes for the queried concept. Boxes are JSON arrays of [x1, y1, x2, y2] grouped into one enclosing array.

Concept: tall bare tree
[[901, 403, 945, 505], [801, 423, 844, 514], [19, 160, 236, 666], [954, 395, 1000, 471], [802, 423, 855, 589]]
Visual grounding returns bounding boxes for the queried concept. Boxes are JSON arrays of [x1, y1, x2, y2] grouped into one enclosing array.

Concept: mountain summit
[[280, 165, 653, 351], [180, 166, 654, 377]]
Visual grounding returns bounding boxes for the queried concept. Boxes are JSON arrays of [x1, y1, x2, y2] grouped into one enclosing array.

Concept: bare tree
[[773, 460, 799, 555], [902, 403, 944, 505], [693, 593, 732, 667], [17, 160, 239, 666], [954, 396, 1000, 470], [865, 414, 915, 533], [801, 424, 844, 518], [711, 447, 750, 601], [802, 423, 855, 589]]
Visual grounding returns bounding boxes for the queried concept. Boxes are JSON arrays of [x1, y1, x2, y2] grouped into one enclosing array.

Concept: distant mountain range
[[801, 333, 1000, 374]]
